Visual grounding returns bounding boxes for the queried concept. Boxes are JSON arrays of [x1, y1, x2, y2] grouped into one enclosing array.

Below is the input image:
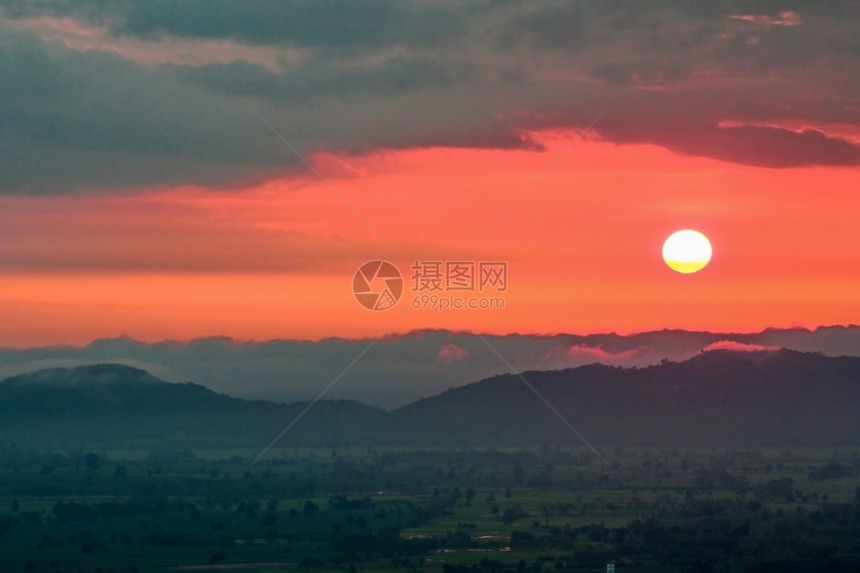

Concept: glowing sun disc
[[662, 229, 712, 274]]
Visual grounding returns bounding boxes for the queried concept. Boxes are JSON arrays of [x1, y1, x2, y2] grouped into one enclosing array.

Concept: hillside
[[386, 349, 860, 447], [1, 326, 857, 409], [0, 351, 858, 450], [0, 364, 385, 449]]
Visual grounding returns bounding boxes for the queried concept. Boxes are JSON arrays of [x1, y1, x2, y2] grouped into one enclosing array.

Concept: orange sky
[[1, 132, 858, 347], [2, 3, 858, 348]]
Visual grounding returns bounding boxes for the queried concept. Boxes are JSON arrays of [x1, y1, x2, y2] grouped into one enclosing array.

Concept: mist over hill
[[0, 326, 857, 409], [0, 364, 385, 450], [1, 349, 858, 451]]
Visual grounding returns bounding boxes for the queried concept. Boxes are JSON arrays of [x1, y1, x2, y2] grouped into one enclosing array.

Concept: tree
[[502, 504, 524, 524], [303, 500, 319, 515], [264, 526, 278, 543], [83, 453, 100, 471], [512, 463, 524, 484], [510, 530, 537, 549]]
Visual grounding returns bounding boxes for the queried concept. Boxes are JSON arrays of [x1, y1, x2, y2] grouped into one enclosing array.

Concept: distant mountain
[[0, 364, 385, 450], [0, 326, 858, 409], [0, 351, 858, 450], [1, 363, 165, 388], [385, 349, 860, 448]]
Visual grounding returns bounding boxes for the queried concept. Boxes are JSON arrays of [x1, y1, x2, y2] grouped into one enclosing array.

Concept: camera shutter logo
[[352, 260, 403, 311]]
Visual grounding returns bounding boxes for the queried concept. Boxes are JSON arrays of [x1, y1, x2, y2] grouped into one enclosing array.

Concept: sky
[[1, 0, 859, 348]]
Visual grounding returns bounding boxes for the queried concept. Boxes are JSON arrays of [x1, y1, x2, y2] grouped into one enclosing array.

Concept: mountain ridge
[[1, 363, 166, 388], [1, 326, 859, 409], [386, 349, 860, 448], [0, 350, 857, 450]]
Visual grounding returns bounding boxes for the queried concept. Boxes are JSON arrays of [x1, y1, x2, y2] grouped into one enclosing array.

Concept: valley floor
[[0, 446, 858, 572]]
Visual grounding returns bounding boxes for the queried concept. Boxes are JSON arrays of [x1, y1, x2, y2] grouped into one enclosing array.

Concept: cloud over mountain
[[0, 326, 856, 409]]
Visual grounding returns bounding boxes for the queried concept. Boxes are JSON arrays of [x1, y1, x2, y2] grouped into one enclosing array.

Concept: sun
[[662, 230, 712, 274]]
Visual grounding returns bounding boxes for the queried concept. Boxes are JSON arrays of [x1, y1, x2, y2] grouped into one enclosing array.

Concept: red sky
[[0, 3, 858, 347], [1, 134, 857, 346]]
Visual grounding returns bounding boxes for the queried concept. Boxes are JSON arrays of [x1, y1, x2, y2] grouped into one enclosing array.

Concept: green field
[[0, 446, 857, 572]]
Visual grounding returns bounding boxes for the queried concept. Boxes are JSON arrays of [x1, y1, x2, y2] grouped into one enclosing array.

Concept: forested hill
[[0, 350, 858, 450], [386, 349, 860, 447], [0, 364, 385, 449]]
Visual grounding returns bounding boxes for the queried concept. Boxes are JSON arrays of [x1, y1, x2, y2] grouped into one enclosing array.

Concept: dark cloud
[[0, 0, 857, 194], [597, 111, 860, 169], [0, 0, 465, 50], [0, 30, 290, 193], [119, 0, 464, 50], [659, 125, 860, 168], [170, 56, 485, 101], [0, 0, 107, 20]]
